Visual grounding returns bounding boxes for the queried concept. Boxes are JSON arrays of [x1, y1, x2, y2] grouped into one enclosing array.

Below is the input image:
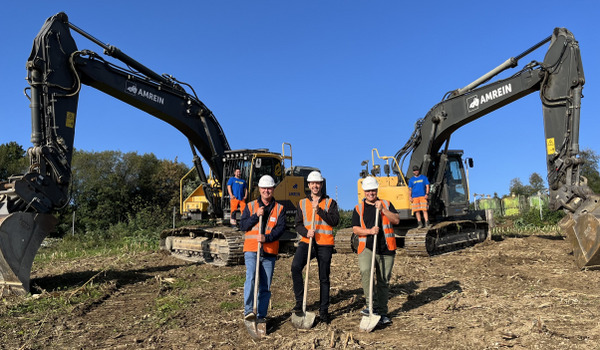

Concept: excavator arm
[[4, 12, 230, 216], [395, 28, 597, 267], [0, 12, 231, 294]]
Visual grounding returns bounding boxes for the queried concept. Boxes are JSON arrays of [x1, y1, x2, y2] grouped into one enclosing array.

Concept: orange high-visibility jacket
[[299, 198, 334, 246], [243, 200, 284, 254], [355, 199, 396, 254]]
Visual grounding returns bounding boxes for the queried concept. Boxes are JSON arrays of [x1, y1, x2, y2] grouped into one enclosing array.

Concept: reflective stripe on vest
[[243, 200, 284, 254], [355, 199, 396, 254], [299, 198, 334, 246]]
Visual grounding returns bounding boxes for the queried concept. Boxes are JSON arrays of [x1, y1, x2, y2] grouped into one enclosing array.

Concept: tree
[[68, 149, 190, 234], [579, 148, 600, 193], [509, 178, 530, 196], [528, 172, 546, 194], [0, 142, 28, 180]]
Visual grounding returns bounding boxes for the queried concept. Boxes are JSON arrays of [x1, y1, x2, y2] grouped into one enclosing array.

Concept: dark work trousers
[[291, 241, 333, 314]]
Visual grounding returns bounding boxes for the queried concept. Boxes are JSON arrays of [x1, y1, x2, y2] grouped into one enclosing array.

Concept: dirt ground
[[3, 233, 600, 349]]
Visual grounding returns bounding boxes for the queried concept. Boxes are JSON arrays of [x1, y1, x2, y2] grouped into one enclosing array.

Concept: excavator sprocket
[[0, 213, 57, 296], [559, 195, 600, 269], [161, 225, 245, 266], [405, 220, 488, 256]]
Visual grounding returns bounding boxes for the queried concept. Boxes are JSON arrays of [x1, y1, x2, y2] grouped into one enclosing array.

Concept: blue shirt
[[227, 177, 247, 200], [408, 174, 429, 198]]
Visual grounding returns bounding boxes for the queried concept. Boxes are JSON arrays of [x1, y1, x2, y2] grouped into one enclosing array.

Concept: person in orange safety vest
[[240, 175, 286, 331], [291, 171, 339, 324], [352, 176, 399, 326]]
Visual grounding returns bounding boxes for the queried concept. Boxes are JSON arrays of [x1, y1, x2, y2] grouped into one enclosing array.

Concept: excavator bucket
[[559, 196, 600, 269], [0, 213, 56, 296]]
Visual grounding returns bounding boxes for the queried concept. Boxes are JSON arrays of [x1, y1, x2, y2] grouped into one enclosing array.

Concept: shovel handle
[[302, 207, 317, 312], [253, 215, 263, 314], [368, 208, 380, 316]]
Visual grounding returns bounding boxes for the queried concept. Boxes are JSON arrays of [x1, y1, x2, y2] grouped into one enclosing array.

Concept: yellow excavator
[[0, 12, 319, 295], [337, 28, 600, 269]]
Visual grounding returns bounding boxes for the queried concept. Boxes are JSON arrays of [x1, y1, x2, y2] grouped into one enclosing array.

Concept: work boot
[[292, 303, 302, 315], [425, 221, 430, 228], [417, 221, 423, 228], [320, 311, 331, 325]]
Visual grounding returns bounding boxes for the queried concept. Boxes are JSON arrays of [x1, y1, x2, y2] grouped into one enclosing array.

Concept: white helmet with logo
[[258, 175, 276, 188], [361, 176, 379, 191], [307, 171, 324, 182]]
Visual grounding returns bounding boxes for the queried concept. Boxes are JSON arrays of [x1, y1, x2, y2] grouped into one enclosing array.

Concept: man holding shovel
[[240, 175, 286, 337], [291, 171, 339, 326], [352, 176, 400, 328]]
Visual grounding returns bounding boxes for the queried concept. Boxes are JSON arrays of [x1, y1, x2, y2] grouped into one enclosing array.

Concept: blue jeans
[[244, 251, 276, 318]]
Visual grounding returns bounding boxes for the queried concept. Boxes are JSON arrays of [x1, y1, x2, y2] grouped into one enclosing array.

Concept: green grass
[[219, 301, 242, 311], [223, 274, 245, 289], [152, 295, 191, 326]]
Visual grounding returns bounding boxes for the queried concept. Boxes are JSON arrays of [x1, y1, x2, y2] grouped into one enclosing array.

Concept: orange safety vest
[[355, 199, 396, 254], [299, 198, 334, 246], [243, 200, 284, 254]]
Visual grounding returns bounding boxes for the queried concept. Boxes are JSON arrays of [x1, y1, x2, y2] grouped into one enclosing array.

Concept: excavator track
[[405, 220, 488, 256], [161, 225, 300, 265], [334, 228, 357, 254], [161, 226, 245, 266]]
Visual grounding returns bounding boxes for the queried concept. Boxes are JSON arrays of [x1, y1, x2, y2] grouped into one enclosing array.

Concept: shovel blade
[[244, 319, 260, 339], [359, 314, 381, 332], [291, 311, 316, 329]]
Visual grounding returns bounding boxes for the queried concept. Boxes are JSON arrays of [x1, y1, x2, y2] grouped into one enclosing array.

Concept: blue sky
[[1, 1, 599, 210]]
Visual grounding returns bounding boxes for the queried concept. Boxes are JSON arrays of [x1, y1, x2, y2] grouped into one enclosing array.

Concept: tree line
[[2, 141, 600, 237], [0, 142, 188, 237]]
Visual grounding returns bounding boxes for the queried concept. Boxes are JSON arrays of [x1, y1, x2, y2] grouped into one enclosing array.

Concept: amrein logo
[[466, 83, 512, 113], [125, 81, 165, 105]]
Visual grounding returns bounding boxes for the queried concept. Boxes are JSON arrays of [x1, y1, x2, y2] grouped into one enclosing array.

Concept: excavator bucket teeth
[[560, 197, 600, 269], [0, 213, 56, 296]]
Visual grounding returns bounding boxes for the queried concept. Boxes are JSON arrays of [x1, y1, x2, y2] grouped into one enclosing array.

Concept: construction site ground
[[3, 233, 600, 349]]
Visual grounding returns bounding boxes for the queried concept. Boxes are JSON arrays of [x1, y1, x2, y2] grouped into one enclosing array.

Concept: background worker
[[227, 168, 248, 226], [352, 176, 400, 326], [240, 175, 286, 327], [408, 165, 430, 228], [291, 171, 339, 324]]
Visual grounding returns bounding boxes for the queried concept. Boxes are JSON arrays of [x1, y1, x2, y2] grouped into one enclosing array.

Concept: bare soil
[[3, 234, 600, 349]]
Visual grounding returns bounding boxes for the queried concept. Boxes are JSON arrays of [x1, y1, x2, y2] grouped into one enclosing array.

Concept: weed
[[152, 295, 191, 326], [219, 301, 241, 311], [223, 274, 245, 289]]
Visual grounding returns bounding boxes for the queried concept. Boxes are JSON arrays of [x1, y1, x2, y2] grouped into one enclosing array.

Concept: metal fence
[[475, 193, 549, 218]]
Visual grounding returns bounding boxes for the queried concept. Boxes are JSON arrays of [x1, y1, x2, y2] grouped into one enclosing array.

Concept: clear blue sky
[[2, 1, 599, 210]]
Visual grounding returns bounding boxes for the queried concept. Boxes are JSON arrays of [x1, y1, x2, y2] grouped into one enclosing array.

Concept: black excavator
[[337, 28, 600, 269], [0, 12, 317, 295]]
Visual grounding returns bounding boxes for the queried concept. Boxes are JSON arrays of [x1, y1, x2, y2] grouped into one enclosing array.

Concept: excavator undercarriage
[[160, 226, 298, 266]]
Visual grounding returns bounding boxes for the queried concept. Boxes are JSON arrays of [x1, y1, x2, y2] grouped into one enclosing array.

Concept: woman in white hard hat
[[239, 175, 287, 333], [291, 170, 340, 325], [352, 176, 400, 326]]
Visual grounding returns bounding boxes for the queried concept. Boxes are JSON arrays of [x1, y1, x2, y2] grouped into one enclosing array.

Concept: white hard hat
[[258, 175, 276, 188], [361, 176, 379, 191], [307, 171, 324, 182]]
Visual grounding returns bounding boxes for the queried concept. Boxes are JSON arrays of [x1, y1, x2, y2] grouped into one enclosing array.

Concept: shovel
[[359, 208, 381, 332], [291, 208, 317, 329], [245, 216, 266, 339]]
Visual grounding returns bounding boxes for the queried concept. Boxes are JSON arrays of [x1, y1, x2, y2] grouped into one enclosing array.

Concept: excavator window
[[251, 156, 284, 189], [445, 158, 467, 204]]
